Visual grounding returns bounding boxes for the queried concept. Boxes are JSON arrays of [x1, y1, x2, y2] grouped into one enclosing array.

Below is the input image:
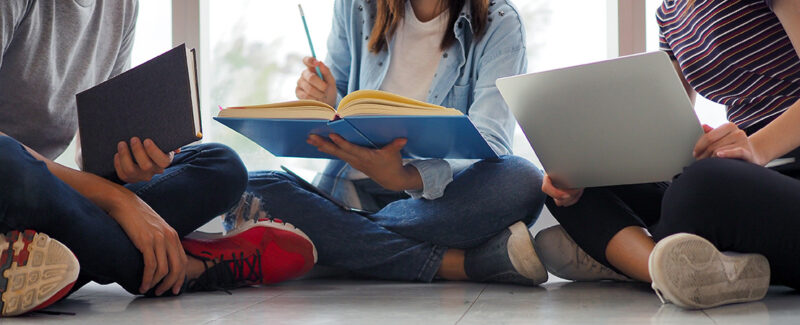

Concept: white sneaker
[[0, 230, 79, 316], [649, 233, 770, 309], [533, 225, 630, 282]]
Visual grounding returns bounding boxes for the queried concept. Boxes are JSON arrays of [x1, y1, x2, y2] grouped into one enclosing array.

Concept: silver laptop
[[496, 51, 704, 188]]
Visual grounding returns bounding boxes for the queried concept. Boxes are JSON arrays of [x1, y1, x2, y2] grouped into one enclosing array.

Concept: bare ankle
[[186, 256, 210, 280], [436, 249, 468, 280], [605, 226, 655, 282]]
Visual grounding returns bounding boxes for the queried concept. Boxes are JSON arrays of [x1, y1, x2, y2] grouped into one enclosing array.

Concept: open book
[[215, 90, 497, 159]]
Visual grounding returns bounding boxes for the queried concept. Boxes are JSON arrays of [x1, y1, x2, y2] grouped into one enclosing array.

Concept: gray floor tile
[[458, 281, 714, 325], [2, 278, 798, 324], [272, 279, 486, 300], [208, 296, 473, 325], [1, 283, 277, 324], [702, 286, 800, 325]]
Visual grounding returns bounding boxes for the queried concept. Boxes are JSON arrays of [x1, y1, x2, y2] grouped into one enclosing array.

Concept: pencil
[[298, 4, 324, 80]]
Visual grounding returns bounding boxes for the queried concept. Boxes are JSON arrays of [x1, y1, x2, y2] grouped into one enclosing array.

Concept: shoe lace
[[187, 250, 264, 293], [575, 246, 605, 273], [574, 245, 627, 280]]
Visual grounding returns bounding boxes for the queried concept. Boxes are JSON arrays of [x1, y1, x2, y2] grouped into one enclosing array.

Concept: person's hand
[[307, 134, 422, 191], [107, 189, 187, 296], [693, 123, 767, 165], [296, 57, 337, 107], [114, 137, 177, 183], [542, 174, 584, 207]]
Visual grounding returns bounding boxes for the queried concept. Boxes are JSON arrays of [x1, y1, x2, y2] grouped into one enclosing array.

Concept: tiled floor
[[5, 212, 800, 324], [5, 277, 799, 324]]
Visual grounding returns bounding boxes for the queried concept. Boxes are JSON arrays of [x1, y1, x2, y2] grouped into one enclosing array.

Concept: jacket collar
[[452, 1, 475, 37]]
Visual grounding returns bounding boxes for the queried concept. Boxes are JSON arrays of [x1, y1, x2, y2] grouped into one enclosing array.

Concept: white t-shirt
[[379, 1, 448, 101], [347, 1, 448, 181]]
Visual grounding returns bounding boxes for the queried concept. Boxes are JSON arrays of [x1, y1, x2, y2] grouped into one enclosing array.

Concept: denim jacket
[[318, 0, 527, 207]]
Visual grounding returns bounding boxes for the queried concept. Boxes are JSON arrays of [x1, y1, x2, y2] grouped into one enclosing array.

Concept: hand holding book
[[113, 137, 178, 183], [77, 44, 201, 180], [308, 133, 423, 191]]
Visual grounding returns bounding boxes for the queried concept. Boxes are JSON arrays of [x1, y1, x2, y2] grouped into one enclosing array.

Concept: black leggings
[[547, 157, 800, 289]]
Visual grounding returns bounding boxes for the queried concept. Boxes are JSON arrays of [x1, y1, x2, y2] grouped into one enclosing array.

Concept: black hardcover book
[[76, 43, 202, 179]]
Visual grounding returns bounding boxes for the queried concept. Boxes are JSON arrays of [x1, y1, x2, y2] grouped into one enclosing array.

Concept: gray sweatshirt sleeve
[[109, 1, 139, 77], [0, 0, 31, 70]]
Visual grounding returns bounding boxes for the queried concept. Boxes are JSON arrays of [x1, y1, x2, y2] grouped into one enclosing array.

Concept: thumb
[[382, 138, 407, 152]]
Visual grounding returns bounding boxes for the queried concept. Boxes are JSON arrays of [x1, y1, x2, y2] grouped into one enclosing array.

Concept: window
[[131, 1, 172, 67], [204, 0, 335, 172]]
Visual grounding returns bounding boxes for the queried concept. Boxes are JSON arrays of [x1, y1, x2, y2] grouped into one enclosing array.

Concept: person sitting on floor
[[0, 0, 316, 316], [223, 0, 549, 286], [535, 0, 800, 310]]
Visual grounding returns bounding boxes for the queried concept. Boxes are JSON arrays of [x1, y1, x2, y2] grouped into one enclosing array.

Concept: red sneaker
[[182, 219, 316, 291], [0, 230, 79, 316]]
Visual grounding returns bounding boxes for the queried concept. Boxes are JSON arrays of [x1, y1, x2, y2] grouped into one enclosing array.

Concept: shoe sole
[[186, 220, 317, 263], [0, 230, 79, 316], [649, 233, 769, 309], [507, 222, 548, 285]]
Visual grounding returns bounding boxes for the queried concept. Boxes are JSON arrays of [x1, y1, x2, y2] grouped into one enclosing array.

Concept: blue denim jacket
[[319, 0, 527, 206]]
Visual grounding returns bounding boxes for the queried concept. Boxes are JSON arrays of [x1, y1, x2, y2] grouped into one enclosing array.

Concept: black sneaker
[[185, 259, 241, 293], [464, 221, 548, 285]]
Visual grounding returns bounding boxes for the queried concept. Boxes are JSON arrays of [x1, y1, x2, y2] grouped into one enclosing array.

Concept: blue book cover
[[214, 115, 497, 159]]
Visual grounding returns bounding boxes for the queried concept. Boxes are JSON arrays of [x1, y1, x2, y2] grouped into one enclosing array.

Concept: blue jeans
[[246, 155, 545, 282], [0, 136, 247, 295]]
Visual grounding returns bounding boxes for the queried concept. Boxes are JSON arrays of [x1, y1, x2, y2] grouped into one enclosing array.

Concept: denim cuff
[[404, 159, 453, 200], [416, 245, 448, 282]]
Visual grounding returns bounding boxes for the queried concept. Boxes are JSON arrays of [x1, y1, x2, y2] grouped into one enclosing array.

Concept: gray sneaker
[[533, 225, 630, 282], [649, 233, 770, 309], [464, 221, 548, 286]]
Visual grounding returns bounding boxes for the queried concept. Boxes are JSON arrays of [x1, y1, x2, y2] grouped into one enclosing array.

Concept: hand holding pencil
[[296, 57, 337, 107], [295, 4, 337, 106]]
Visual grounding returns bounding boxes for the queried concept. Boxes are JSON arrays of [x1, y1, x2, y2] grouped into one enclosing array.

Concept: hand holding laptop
[[693, 123, 767, 166], [542, 174, 583, 207]]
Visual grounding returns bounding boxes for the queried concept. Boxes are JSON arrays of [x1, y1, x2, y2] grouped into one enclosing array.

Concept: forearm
[[750, 99, 800, 163], [0, 131, 127, 212]]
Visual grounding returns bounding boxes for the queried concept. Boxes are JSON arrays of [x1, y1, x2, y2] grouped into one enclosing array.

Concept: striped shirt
[[657, 0, 800, 133]]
